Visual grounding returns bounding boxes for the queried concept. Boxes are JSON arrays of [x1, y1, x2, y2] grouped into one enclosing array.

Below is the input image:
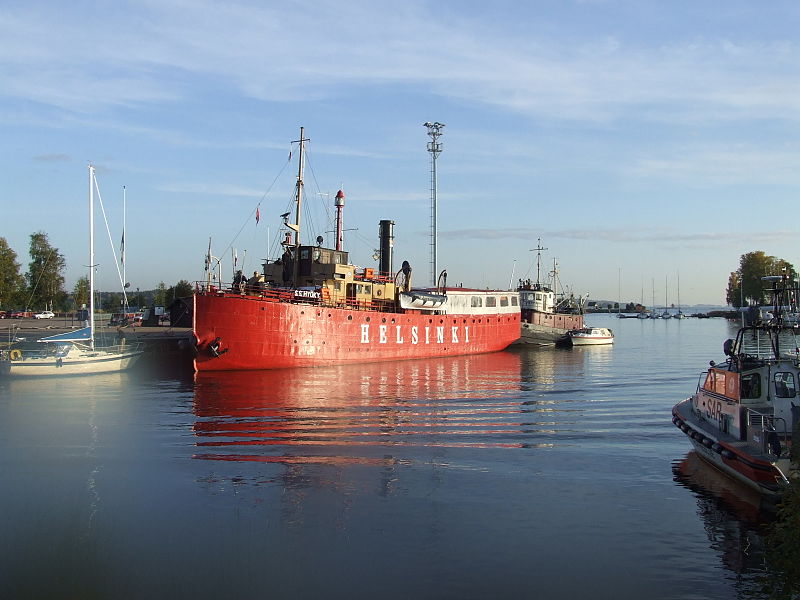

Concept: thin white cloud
[[630, 146, 800, 185], [440, 227, 797, 244], [3, 1, 800, 126], [33, 153, 71, 162], [156, 182, 265, 197]]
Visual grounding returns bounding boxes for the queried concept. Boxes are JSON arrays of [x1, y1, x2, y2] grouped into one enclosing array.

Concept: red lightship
[[194, 128, 520, 371]]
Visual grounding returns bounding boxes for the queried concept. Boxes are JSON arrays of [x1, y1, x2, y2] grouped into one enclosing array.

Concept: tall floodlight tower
[[424, 122, 445, 287]]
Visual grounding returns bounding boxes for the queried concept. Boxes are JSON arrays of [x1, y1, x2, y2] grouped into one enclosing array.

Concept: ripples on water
[[0, 316, 785, 599]]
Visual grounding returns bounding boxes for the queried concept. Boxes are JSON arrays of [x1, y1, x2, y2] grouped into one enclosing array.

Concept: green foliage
[[726, 270, 742, 307], [167, 280, 194, 302], [26, 231, 67, 311], [765, 480, 800, 597], [72, 276, 89, 310], [0, 237, 25, 309], [726, 251, 797, 308], [154, 282, 168, 307]]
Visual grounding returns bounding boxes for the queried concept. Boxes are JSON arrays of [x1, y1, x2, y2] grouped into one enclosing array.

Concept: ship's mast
[[335, 189, 345, 251], [531, 238, 548, 287], [291, 127, 309, 285]]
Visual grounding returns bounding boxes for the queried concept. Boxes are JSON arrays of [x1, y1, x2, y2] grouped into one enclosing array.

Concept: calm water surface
[[0, 315, 778, 598]]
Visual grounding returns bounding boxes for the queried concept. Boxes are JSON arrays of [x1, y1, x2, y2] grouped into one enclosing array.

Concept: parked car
[[34, 310, 55, 319], [6, 310, 26, 319]]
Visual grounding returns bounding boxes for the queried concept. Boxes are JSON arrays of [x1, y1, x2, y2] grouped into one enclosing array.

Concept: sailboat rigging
[[0, 165, 143, 376]]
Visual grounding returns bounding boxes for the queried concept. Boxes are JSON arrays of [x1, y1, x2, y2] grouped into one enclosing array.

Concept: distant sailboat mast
[[652, 278, 656, 319], [122, 185, 128, 311], [88, 165, 96, 350]]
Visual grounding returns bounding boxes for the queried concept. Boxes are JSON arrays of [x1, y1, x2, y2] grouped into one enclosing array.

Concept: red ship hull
[[194, 291, 521, 371]]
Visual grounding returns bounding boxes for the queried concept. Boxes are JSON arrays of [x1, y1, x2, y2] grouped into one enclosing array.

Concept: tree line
[[726, 251, 797, 308], [0, 233, 193, 313]]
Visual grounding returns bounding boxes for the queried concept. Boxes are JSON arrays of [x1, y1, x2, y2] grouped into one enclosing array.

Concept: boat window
[[300, 249, 310, 260], [486, 296, 497, 307], [364, 285, 371, 294], [471, 296, 482, 307], [334, 282, 342, 291], [741, 373, 760, 399], [774, 372, 796, 398], [511, 296, 518, 306], [500, 296, 509, 307]]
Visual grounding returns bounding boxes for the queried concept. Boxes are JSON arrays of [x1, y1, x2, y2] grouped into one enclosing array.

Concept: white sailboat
[[662, 275, 672, 319], [0, 166, 143, 377]]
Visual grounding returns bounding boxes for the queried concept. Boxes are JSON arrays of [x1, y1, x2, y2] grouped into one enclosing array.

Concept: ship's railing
[[354, 267, 395, 283], [746, 408, 788, 455], [195, 281, 399, 313]]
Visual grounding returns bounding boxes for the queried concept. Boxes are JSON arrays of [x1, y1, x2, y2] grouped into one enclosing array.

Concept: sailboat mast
[[88, 165, 95, 350], [122, 185, 127, 311]]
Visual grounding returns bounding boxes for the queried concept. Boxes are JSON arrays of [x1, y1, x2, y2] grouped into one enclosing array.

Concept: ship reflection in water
[[672, 451, 772, 585], [192, 348, 589, 464]]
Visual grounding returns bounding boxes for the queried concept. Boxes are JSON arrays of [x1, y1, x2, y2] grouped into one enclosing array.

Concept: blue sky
[[3, 0, 800, 306]]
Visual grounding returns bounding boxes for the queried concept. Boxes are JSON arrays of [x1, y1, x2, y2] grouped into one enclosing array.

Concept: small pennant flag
[[255, 207, 260, 224]]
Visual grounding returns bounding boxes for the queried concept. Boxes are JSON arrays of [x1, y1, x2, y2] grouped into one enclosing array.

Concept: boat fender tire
[[711, 443, 722, 453], [9, 349, 21, 361], [721, 449, 736, 460], [702, 438, 714, 448]]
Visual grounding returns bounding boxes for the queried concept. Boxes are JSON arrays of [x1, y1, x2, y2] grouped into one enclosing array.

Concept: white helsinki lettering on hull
[[359, 324, 472, 345]]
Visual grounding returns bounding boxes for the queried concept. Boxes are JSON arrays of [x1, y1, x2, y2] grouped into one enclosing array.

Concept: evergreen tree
[[165, 280, 194, 303], [26, 232, 67, 311], [174, 280, 194, 298], [0, 237, 25, 310]]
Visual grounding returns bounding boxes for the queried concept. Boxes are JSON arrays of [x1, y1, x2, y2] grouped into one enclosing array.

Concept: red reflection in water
[[673, 451, 769, 522], [192, 351, 532, 460]]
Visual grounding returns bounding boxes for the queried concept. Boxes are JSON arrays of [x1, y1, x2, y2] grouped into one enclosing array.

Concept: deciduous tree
[[726, 251, 797, 307], [154, 282, 168, 307], [72, 276, 89, 310]]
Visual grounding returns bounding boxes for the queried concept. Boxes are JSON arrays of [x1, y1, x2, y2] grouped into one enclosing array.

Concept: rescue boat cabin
[[693, 343, 799, 450]]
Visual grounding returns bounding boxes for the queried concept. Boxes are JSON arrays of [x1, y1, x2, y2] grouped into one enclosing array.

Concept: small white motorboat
[[566, 327, 614, 346]]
